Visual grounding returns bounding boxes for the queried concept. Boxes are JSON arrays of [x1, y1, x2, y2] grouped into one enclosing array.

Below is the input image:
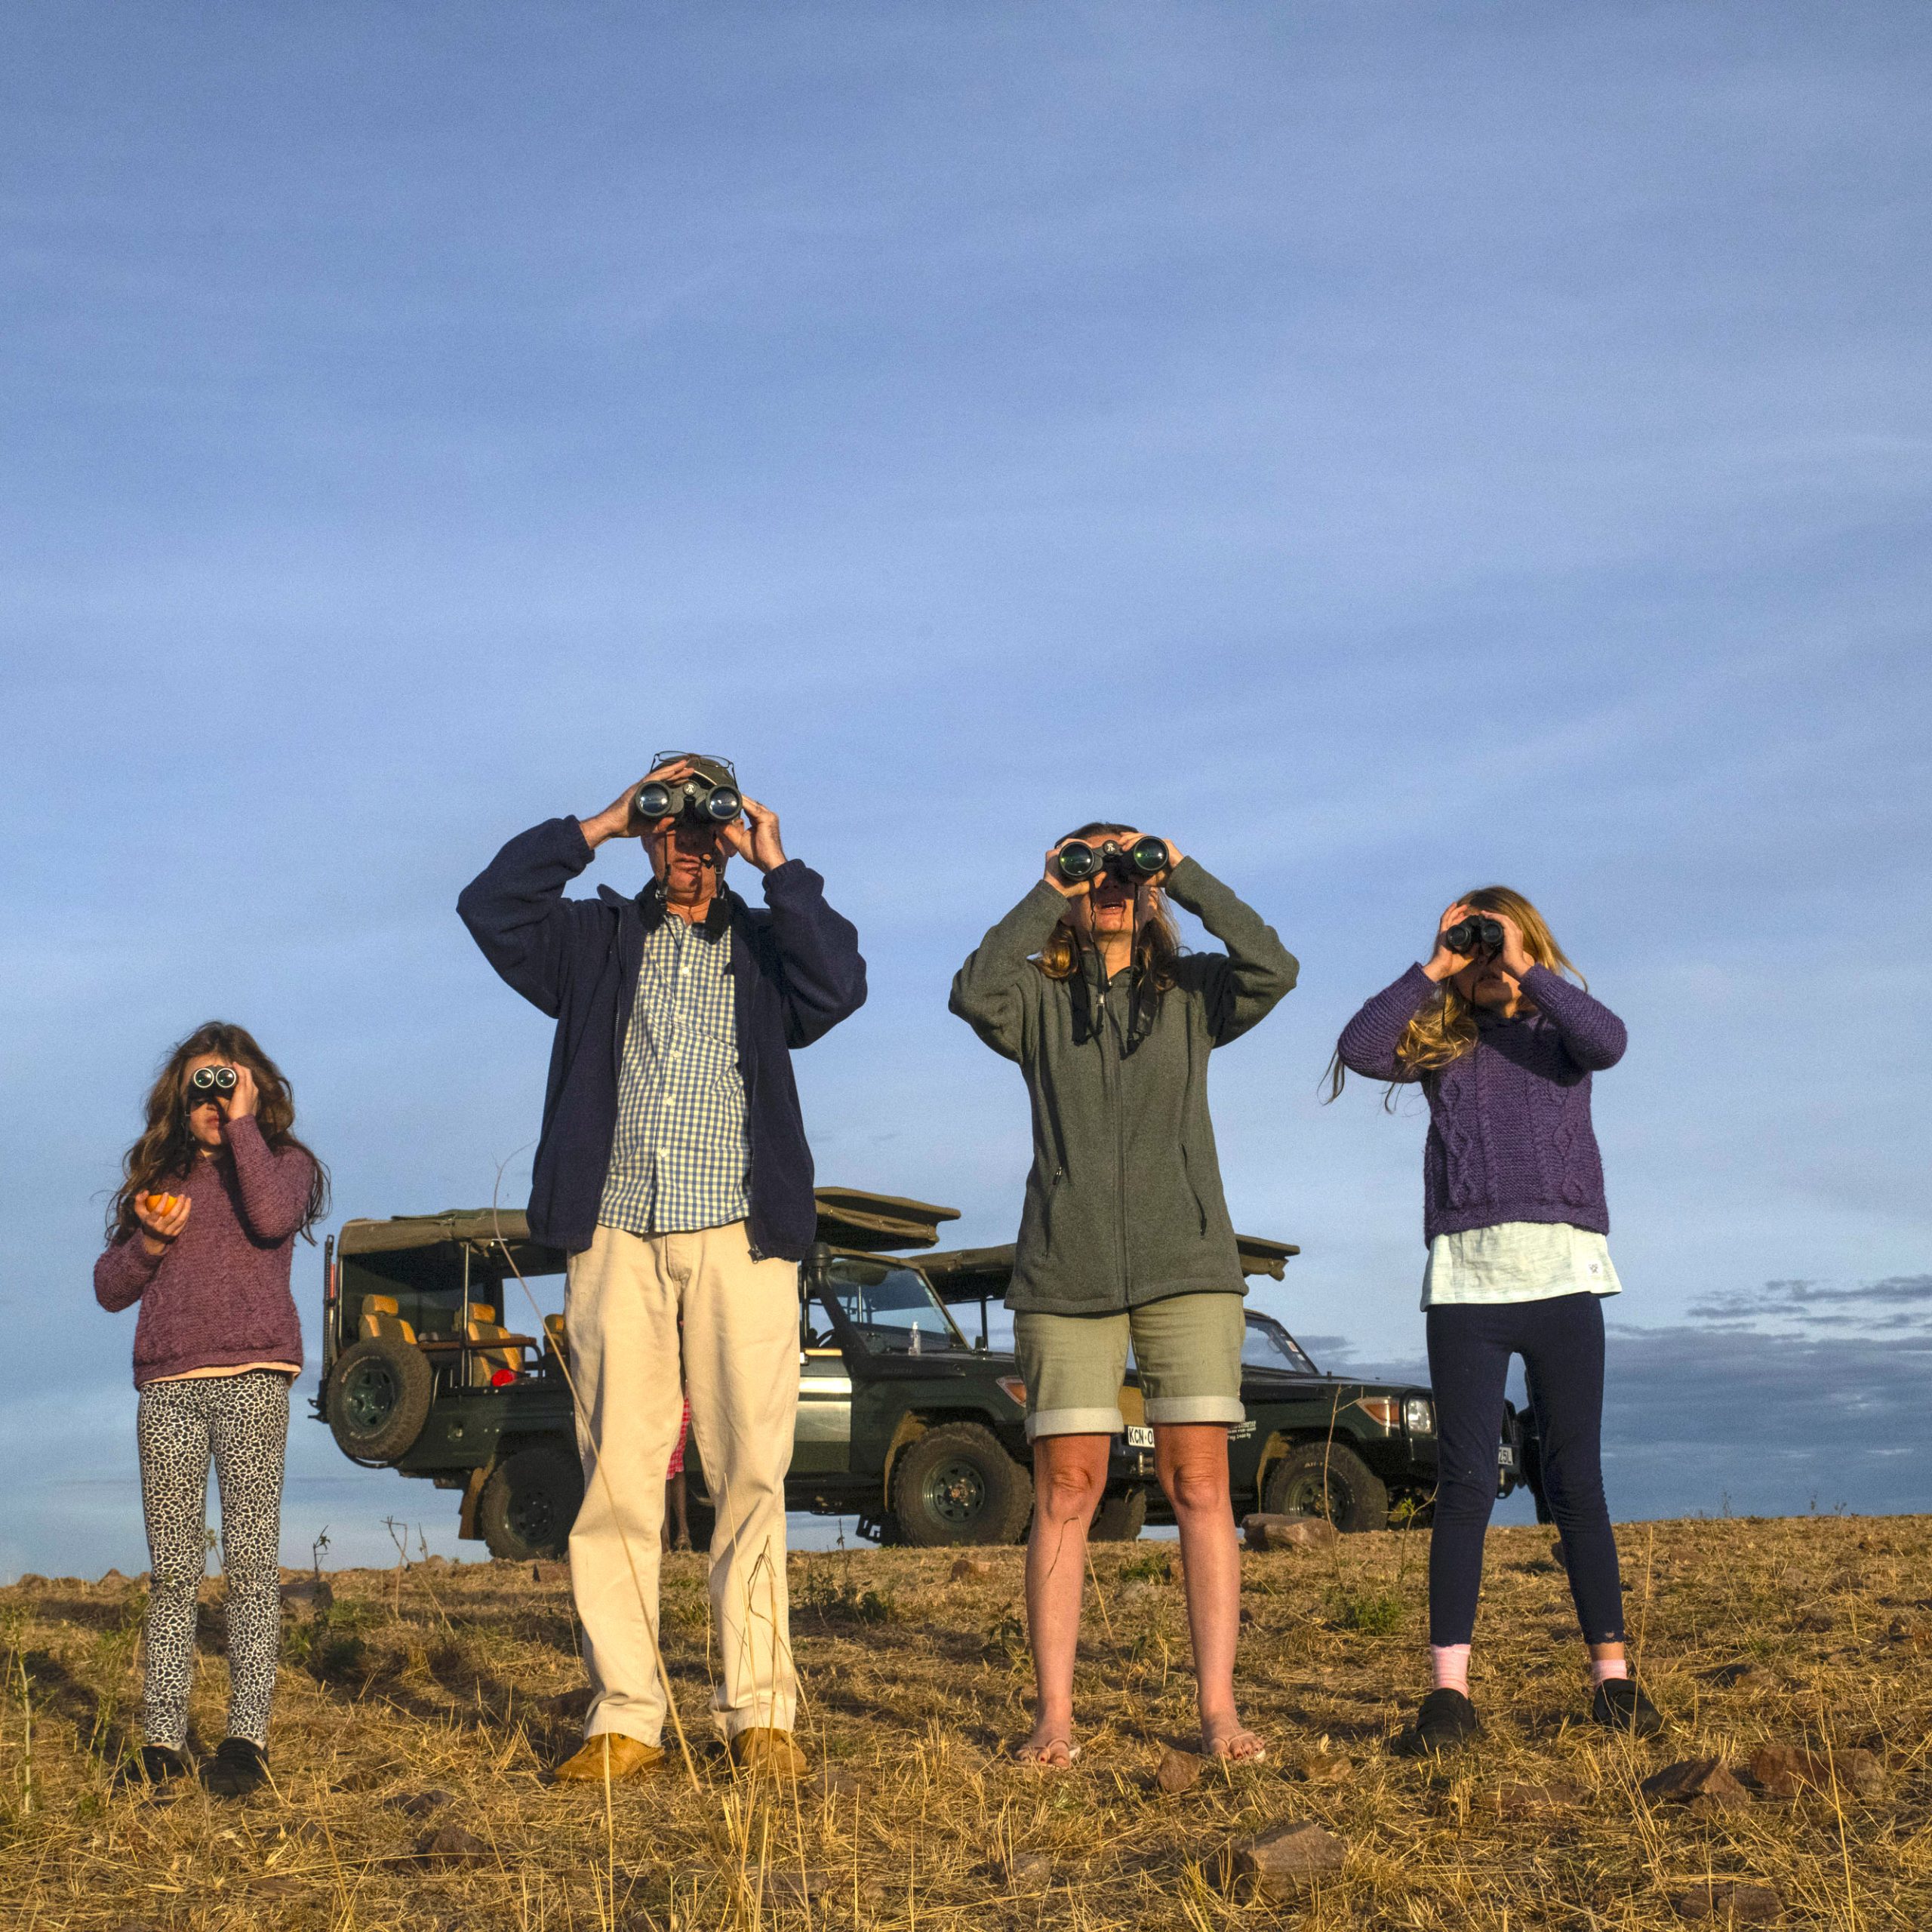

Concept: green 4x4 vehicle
[[318, 1189, 1528, 1556], [318, 1188, 1155, 1559], [918, 1243, 1531, 1534]]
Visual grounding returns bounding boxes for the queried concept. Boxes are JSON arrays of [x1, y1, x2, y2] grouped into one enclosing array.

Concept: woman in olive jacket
[[951, 823, 1296, 1766]]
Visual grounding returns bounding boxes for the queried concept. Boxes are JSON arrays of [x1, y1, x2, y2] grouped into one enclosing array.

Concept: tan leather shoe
[[728, 1727, 808, 1779], [552, 1733, 666, 1783]]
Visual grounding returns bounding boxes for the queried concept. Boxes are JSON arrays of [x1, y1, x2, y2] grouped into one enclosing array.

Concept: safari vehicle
[[921, 1241, 1530, 1533], [316, 1188, 1153, 1559]]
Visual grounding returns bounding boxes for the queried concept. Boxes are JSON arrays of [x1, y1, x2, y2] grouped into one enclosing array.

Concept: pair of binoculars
[[1441, 915, 1505, 958], [1054, 835, 1172, 885], [635, 761, 742, 829], [184, 1065, 238, 1106]]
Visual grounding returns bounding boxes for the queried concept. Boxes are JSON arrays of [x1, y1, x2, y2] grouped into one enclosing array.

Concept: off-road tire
[[890, 1423, 1033, 1546], [478, 1442, 584, 1561], [325, 1337, 435, 1464], [1091, 1486, 1148, 1543], [1263, 1441, 1391, 1534]]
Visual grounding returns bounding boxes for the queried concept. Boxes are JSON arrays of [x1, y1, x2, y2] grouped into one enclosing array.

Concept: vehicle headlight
[[1404, 1396, 1435, 1436], [996, 1376, 1027, 1408]]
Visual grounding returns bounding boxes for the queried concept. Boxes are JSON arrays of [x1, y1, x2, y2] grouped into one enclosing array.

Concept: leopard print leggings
[[136, 1370, 289, 1751]]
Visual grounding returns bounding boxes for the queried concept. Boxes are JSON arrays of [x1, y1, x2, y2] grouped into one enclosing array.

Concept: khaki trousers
[[565, 1220, 800, 1745]]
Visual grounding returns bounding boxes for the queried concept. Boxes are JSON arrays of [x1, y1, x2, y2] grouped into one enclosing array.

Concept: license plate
[[1125, 1425, 1155, 1448], [1497, 1445, 1516, 1469]]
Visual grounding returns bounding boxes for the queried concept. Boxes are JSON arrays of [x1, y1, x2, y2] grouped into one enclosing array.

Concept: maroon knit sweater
[[93, 1116, 313, 1389]]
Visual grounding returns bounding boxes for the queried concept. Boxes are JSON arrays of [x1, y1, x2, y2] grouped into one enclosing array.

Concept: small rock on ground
[[949, 1556, 992, 1581], [1671, 1878, 1780, 1922], [995, 1850, 1054, 1886], [1155, 1747, 1203, 1794], [1295, 1753, 1354, 1784], [386, 1789, 453, 1817], [1746, 1743, 1883, 1800], [417, 1823, 491, 1866], [1228, 1820, 1346, 1892], [1641, 1759, 1752, 1809], [1491, 1778, 1589, 1818], [1241, 1512, 1338, 1552], [813, 1764, 865, 1798]]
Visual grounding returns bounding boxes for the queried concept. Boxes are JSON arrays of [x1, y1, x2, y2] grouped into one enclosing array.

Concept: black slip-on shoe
[[1590, 1676, 1663, 1737], [114, 1744, 190, 1791], [202, 1737, 272, 1798], [1392, 1687, 1481, 1758]]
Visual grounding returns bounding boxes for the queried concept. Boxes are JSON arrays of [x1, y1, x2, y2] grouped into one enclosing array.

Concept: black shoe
[[1392, 1687, 1480, 1758], [114, 1744, 190, 1791], [202, 1737, 272, 1797], [1590, 1676, 1663, 1737]]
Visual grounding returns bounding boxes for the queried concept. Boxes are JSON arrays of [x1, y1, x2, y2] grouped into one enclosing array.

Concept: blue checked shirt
[[598, 907, 751, 1236]]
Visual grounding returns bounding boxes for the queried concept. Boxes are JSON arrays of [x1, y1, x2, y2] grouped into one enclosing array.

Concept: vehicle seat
[[466, 1316, 524, 1385], [469, 1304, 498, 1324], [544, 1313, 569, 1365], [358, 1294, 418, 1345]]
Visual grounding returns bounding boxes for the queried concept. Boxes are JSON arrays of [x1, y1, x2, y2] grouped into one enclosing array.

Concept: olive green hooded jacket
[[949, 858, 1297, 1315]]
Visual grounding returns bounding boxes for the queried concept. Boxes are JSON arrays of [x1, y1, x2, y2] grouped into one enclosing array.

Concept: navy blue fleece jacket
[[458, 817, 866, 1260]]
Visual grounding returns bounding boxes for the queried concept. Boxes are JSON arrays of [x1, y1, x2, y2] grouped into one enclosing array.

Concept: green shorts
[[1013, 1293, 1246, 1441]]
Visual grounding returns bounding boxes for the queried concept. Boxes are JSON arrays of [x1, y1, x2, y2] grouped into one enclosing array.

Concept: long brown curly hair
[[106, 1021, 331, 1243], [1033, 822, 1183, 992], [1325, 886, 1585, 1108]]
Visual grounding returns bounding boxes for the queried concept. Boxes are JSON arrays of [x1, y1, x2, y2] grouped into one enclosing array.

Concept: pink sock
[[1589, 1657, 1629, 1686], [1430, 1644, 1471, 1694]]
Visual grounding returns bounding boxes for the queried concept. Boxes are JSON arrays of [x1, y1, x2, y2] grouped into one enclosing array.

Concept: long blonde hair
[[1033, 822, 1182, 992], [1325, 886, 1584, 1106]]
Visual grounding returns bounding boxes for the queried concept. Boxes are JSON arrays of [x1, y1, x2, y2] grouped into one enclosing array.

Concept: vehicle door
[[792, 1251, 855, 1475]]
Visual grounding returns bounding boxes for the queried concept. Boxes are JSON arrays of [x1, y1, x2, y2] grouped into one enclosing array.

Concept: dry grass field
[[2, 1513, 1927, 1929]]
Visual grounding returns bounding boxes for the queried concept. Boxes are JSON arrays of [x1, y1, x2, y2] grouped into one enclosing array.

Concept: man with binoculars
[[952, 822, 1297, 1767], [459, 754, 866, 1783]]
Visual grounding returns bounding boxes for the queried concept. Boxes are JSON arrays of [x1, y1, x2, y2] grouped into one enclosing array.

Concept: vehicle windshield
[[1242, 1313, 1318, 1377], [823, 1257, 968, 1355]]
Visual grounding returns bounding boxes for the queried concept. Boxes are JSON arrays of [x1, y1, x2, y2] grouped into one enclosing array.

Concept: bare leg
[[667, 1472, 691, 1552], [1156, 1423, 1262, 1761], [1019, 1433, 1109, 1766]]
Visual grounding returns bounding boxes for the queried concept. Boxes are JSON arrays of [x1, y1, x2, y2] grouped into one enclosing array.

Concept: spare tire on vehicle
[[478, 1441, 583, 1561], [325, 1337, 435, 1464], [1091, 1486, 1148, 1542], [890, 1422, 1033, 1546]]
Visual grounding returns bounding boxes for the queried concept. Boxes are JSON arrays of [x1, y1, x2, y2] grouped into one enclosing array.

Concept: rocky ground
[[0, 1513, 1927, 1929]]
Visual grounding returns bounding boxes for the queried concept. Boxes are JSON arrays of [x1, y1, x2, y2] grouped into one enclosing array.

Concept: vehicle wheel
[[890, 1423, 1033, 1546], [1091, 1487, 1148, 1542], [478, 1443, 584, 1561], [325, 1337, 434, 1463], [1263, 1441, 1391, 1534]]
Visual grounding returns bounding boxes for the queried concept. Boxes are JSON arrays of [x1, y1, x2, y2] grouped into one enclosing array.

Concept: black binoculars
[[635, 756, 742, 829], [1441, 915, 1505, 958], [184, 1065, 238, 1106], [1054, 835, 1172, 885]]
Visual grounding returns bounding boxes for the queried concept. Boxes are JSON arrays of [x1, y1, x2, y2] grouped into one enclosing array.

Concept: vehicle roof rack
[[918, 1232, 1300, 1303]]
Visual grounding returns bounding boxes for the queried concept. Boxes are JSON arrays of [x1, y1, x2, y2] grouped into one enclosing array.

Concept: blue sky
[[4, 3, 1929, 1577]]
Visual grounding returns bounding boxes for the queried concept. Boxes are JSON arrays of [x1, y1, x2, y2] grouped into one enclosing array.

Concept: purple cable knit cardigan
[[1336, 962, 1627, 1244], [93, 1116, 313, 1389]]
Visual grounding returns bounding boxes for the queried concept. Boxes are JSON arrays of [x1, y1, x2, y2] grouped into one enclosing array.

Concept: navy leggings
[[1425, 1291, 1625, 1648]]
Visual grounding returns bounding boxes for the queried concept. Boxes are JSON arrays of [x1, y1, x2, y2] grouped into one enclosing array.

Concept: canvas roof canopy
[[918, 1233, 1300, 1304], [336, 1187, 962, 1270]]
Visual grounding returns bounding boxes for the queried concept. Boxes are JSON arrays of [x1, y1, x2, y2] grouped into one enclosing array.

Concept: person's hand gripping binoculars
[[1423, 902, 1534, 983], [582, 755, 787, 873]]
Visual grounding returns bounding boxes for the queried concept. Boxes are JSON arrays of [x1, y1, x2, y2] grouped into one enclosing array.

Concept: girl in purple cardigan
[[1333, 888, 1661, 1755], [94, 1021, 328, 1795]]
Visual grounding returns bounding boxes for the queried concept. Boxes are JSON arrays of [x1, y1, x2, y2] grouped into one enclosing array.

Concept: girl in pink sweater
[[94, 1021, 328, 1796]]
